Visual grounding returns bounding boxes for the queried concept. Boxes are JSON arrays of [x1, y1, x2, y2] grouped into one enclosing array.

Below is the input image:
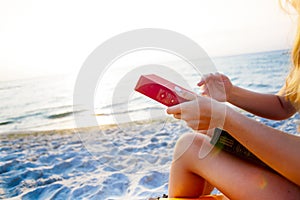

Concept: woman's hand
[[198, 73, 233, 102], [167, 89, 227, 131]]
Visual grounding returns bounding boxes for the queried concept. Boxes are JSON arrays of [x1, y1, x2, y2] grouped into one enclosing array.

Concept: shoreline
[[1, 111, 299, 139], [0, 117, 179, 138]]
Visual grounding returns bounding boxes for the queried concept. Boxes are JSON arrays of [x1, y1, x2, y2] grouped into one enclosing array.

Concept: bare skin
[[169, 133, 300, 199], [166, 73, 300, 199]]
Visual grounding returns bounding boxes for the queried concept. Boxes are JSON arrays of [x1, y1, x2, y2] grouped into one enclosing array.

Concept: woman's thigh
[[171, 132, 300, 200]]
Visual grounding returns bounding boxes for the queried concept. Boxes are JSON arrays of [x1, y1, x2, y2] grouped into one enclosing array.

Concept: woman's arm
[[224, 107, 300, 186], [199, 73, 297, 120], [167, 94, 300, 187], [227, 85, 296, 120]]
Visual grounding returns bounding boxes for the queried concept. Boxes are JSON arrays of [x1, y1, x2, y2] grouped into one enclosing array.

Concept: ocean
[[0, 49, 299, 199]]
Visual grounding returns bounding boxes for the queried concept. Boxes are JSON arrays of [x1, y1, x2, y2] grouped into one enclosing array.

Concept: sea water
[[0, 49, 294, 133], [0, 49, 299, 199]]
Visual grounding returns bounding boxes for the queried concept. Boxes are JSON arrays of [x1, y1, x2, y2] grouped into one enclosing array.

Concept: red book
[[134, 74, 194, 106]]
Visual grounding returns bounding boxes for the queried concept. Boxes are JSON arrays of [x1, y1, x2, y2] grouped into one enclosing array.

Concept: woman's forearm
[[224, 107, 300, 186], [228, 86, 296, 120]]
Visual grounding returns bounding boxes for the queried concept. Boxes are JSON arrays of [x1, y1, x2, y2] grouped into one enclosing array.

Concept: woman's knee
[[172, 133, 209, 164]]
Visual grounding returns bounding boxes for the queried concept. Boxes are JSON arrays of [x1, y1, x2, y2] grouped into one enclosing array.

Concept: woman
[[166, 0, 300, 199]]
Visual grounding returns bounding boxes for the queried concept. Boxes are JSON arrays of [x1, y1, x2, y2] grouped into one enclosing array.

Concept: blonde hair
[[284, 0, 300, 109]]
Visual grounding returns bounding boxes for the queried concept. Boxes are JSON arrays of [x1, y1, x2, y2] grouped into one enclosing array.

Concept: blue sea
[[0, 49, 299, 199]]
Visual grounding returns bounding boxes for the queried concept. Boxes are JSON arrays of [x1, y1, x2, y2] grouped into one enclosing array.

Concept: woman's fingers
[[200, 86, 209, 96], [197, 79, 205, 87], [197, 74, 214, 95], [166, 104, 181, 115], [198, 73, 212, 85], [173, 113, 181, 119]]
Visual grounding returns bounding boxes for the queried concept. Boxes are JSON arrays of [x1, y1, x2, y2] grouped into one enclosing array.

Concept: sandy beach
[[0, 120, 193, 199], [1, 111, 299, 199]]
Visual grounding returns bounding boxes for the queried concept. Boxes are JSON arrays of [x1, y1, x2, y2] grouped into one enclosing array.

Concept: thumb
[[174, 86, 197, 101]]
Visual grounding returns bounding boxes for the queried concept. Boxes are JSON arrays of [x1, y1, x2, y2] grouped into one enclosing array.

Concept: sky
[[0, 0, 297, 81]]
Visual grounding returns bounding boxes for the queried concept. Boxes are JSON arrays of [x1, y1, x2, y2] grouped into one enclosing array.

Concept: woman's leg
[[168, 133, 300, 199], [168, 132, 215, 197]]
